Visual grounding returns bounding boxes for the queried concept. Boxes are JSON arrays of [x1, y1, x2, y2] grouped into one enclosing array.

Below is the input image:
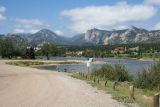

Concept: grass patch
[[6, 60, 84, 67], [6, 61, 44, 66], [71, 73, 159, 107]]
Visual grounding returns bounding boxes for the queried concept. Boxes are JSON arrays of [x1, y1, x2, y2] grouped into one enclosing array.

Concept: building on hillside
[[128, 46, 139, 51], [26, 46, 41, 52], [34, 47, 41, 52], [111, 47, 126, 54], [76, 51, 83, 55], [65, 51, 84, 56], [65, 51, 74, 55]]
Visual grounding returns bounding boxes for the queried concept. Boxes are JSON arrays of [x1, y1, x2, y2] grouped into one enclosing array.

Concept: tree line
[[1, 37, 160, 59], [0, 38, 61, 59], [62, 43, 160, 58]]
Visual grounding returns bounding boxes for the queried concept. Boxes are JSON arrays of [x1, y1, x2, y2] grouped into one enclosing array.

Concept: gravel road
[[0, 60, 126, 107]]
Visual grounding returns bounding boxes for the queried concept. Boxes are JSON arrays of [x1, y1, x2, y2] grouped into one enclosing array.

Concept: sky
[[0, 0, 160, 37]]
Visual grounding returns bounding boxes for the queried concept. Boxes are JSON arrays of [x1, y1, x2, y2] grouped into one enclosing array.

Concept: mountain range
[[1, 26, 160, 46], [76, 26, 160, 45]]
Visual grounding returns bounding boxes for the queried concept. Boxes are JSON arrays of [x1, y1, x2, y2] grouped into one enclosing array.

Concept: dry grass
[[6, 60, 84, 67], [72, 73, 159, 107]]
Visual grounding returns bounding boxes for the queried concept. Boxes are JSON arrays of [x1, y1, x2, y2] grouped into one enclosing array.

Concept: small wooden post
[[87, 66, 89, 74], [93, 78, 96, 82], [97, 79, 99, 84], [153, 93, 159, 107], [129, 85, 134, 99], [112, 82, 117, 90], [105, 81, 107, 86], [85, 75, 87, 79]]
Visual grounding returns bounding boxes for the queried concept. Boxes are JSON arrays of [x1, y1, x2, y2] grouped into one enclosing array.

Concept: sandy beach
[[0, 60, 125, 107]]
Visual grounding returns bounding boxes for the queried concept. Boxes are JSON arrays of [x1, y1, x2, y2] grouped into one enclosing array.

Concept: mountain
[[0, 29, 70, 46], [1, 33, 27, 43], [15, 33, 31, 39], [72, 26, 160, 45], [0, 34, 4, 37], [28, 29, 69, 46], [1, 27, 160, 46], [83, 28, 111, 44], [70, 33, 90, 45]]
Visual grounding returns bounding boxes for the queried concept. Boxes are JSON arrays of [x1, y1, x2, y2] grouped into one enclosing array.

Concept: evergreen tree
[[40, 43, 58, 60], [29, 47, 35, 59], [25, 47, 35, 59]]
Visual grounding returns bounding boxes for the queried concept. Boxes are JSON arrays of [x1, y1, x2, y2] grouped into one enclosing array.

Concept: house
[[26, 46, 41, 52], [111, 47, 125, 54], [65, 51, 84, 56], [76, 51, 83, 55], [128, 46, 139, 51], [65, 51, 74, 55], [34, 47, 41, 52]]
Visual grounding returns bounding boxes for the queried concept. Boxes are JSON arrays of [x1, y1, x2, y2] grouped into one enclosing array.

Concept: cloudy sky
[[0, 0, 160, 36]]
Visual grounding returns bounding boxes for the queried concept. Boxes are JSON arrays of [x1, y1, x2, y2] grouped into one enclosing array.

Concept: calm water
[[37, 57, 153, 76]]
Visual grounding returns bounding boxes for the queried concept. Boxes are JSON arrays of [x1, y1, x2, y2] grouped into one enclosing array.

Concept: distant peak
[[39, 29, 52, 32], [129, 26, 139, 30], [92, 28, 99, 30], [88, 28, 99, 32], [35, 29, 58, 35], [128, 26, 148, 32]]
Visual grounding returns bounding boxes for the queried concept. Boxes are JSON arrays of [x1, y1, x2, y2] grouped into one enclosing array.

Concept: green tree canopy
[[41, 43, 58, 60]]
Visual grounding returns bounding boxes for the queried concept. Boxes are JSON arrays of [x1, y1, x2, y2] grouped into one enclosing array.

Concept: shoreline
[[1, 56, 156, 62], [2, 56, 156, 68], [101, 57, 155, 61], [5, 59, 106, 67]]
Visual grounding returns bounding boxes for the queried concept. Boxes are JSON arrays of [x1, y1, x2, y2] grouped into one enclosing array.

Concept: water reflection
[[38, 57, 153, 76]]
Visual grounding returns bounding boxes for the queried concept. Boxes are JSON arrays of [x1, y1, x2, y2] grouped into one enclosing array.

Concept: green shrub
[[135, 60, 160, 90], [92, 64, 115, 80], [114, 64, 132, 82], [91, 64, 132, 82]]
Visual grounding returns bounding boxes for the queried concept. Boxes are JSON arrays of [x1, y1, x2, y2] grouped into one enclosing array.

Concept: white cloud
[[13, 28, 25, 33], [55, 30, 64, 35], [144, 0, 160, 5], [15, 18, 49, 27], [61, 2, 156, 33], [153, 23, 160, 30], [114, 25, 129, 30], [13, 28, 39, 34], [13, 18, 50, 33], [0, 6, 6, 24]]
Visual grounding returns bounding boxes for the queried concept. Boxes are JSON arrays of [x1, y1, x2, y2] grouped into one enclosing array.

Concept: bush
[[92, 64, 132, 82], [92, 64, 115, 80], [135, 60, 160, 90], [114, 64, 132, 82]]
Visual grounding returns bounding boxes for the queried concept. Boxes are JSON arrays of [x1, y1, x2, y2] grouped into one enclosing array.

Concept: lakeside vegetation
[[72, 61, 160, 107], [91, 64, 133, 82], [6, 60, 84, 67]]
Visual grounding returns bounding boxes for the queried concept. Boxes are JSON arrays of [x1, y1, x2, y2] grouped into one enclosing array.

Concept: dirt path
[[0, 60, 126, 107]]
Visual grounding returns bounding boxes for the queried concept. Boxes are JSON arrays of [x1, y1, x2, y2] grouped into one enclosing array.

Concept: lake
[[37, 57, 153, 76]]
